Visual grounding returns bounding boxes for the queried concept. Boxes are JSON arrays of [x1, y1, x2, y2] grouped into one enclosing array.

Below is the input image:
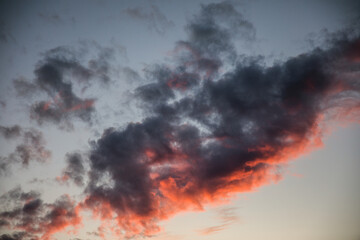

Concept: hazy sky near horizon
[[0, 1, 359, 240]]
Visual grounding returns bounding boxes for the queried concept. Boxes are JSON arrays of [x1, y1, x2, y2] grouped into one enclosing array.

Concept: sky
[[0, 0, 359, 240]]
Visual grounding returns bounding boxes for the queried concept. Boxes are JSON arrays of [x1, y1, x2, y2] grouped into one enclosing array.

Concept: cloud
[[0, 100, 6, 108], [13, 77, 40, 98], [121, 67, 142, 83], [197, 207, 238, 235], [0, 126, 51, 175], [58, 152, 86, 187], [182, 1, 255, 61], [30, 48, 96, 128], [13, 45, 115, 130], [2, 1, 360, 239], [0, 19, 16, 44], [0, 232, 33, 240], [124, 5, 174, 35], [0, 187, 81, 240], [79, 2, 360, 238], [0, 125, 21, 139], [37, 13, 63, 25]]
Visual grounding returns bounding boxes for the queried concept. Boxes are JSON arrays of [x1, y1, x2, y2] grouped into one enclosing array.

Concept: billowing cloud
[[78, 2, 360, 238]]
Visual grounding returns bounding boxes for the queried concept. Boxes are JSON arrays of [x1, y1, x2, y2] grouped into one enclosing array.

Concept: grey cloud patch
[[9, 129, 51, 166], [121, 67, 142, 83], [0, 219, 10, 227], [0, 126, 51, 175], [0, 100, 6, 108], [165, 1, 254, 83], [0, 187, 40, 204], [60, 152, 86, 186], [13, 77, 40, 98], [0, 125, 21, 139], [0, 187, 80, 240], [14, 45, 115, 129], [124, 5, 174, 35], [0, 19, 16, 44], [37, 12, 63, 25], [135, 65, 176, 105], [0, 232, 34, 240], [183, 1, 255, 61]]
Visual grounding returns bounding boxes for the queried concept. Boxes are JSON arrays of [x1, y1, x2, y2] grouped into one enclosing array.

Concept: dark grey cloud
[[182, 1, 255, 62], [60, 152, 85, 186], [0, 125, 21, 139], [80, 2, 360, 238], [0, 187, 80, 240], [31, 47, 95, 127], [13, 45, 116, 129], [0, 219, 10, 227], [0, 187, 40, 204], [0, 232, 34, 240], [124, 5, 174, 35]]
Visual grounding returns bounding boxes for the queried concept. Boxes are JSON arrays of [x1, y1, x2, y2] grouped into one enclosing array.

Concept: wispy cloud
[[38, 12, 63, 25], [124, 5, 174, 35], [0, 126, 51, 175], [198, 207, 239, 235]]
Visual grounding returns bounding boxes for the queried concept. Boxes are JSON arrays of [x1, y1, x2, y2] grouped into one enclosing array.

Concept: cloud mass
[[80, 2, 360, 238]]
